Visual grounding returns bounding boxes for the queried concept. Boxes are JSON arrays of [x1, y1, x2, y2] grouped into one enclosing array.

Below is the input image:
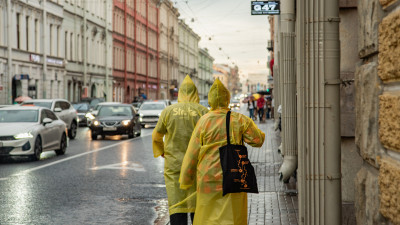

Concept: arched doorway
[[91, 84, 97, 97]]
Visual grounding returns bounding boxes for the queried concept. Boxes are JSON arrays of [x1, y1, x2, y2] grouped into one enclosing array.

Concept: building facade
[[0, 0, 113, 105], [64, 0, 113, 103], [178, 19, 199, 90], [159, 0, 179, 100], [0, 0, 66, 104], [112, 0, 159, 103], [198, 48, 213, 99]]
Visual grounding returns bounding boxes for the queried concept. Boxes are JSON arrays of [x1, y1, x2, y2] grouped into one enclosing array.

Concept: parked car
[[0, 106, 67, 161], [86, 102, 121, 121], [89, 103, 141, 140], [229, 99, 240, 109], [138, 101, 167, 127], [72, 102, 91, 127], [80, 97, 105, 110], [171, 100, 178, 105], [21, 99, 78, 139]]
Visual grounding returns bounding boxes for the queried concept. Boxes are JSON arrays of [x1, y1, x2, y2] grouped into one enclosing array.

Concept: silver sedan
[[0, 106, 68, 161]]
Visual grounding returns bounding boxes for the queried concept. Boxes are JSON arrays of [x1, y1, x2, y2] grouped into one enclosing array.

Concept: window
[[70, 33, 73, 60], [26, 16, 29, 51], [65, 31, 68, 58], [16, 13, 20, 49], [45, 109, 58, 120], [60, 102, 70, 110], [50, 24, 53, 55], [54, 101, 62, 109], [35, 19, 38, 52], [57, 26, 60, 56]]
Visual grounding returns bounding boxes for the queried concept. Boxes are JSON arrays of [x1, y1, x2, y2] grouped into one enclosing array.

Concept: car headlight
[[122, 120, 130, 126], [139, 118, 143, 122], [158, 113, 161, 117], [93, 120, 100, 126], [85, 113, 95, 120], [14, 132, 33, 139], [140, 113, 143, 117]]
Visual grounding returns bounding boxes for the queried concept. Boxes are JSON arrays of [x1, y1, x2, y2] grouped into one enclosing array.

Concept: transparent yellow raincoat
[[179, 79, 265, 225], [152, 75, 208, 215]]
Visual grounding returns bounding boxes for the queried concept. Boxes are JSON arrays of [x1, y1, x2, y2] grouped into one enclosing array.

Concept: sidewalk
[[155, 119, 299, 225], [247, 119, 298, 225]]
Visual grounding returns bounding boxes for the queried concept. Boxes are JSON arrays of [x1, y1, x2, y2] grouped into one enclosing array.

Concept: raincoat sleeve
[[152, 110, 168, 158], [243, 118, 265, 147], [179, 120, 203, 190]]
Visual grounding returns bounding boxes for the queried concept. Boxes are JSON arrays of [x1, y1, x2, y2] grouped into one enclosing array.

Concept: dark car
[[89, 103, 141, 140], [72, 102, 91, 127]]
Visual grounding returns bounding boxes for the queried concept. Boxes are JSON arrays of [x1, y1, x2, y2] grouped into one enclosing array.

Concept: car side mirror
[[43, 118, 53, 125], [54, 107, 62, 112]]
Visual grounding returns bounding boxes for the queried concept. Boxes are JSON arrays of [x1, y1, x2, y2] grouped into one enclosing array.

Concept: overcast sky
[[173, 0, 271, 78]]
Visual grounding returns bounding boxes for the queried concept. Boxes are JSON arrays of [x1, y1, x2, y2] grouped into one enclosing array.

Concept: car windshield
[[0, 110, 39, 123], [97, 106, 132, 117], [22, 102, 52, 109], [140, 103, 165, 110], [73, 103, 89, 112]]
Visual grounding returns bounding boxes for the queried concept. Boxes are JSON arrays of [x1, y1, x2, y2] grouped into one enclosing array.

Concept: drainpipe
[[6, 0, 12, 104], [296, 0, 306, 223], [105, 1, 110, 101], [83, 0, 87, 99], [42, 0, 47, 99], [297, 0, 342, 224], [278, 0, 297, 182]]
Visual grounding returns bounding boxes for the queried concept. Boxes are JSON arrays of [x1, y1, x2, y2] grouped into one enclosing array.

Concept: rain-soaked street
[[0, 126, 170, 224]]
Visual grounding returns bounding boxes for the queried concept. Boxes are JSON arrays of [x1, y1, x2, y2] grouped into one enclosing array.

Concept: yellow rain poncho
[[179, 79, 265, 225], [152, 75, 208, 215]]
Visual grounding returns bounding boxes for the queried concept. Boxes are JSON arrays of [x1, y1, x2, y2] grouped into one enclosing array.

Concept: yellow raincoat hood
[[208, 78, 230, 110], [178, 75, 200, 103]]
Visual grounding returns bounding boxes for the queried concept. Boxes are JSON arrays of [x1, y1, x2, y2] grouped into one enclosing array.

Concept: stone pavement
[[156, 119, 299, 225], [247, 119, 298, 225]]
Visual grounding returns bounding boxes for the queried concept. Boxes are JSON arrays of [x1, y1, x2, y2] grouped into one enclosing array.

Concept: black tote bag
[[219, 110, 259, 196]]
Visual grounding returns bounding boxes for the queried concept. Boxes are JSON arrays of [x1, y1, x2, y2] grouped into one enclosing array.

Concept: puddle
[[153, 198, 169, 225]]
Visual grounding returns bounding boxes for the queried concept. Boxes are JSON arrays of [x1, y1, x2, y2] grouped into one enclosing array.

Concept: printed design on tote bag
[[230, 149, 251, 189]]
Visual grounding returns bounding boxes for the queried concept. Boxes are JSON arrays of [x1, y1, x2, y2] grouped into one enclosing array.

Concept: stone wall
[[355, 0, 400, 224]]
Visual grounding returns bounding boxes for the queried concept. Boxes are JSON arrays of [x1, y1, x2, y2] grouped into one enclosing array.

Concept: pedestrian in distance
[[248, 96, 256, 120], [257, 94, 265, 122], [179, 79, 265, 225], [152, 75, 209, 225]]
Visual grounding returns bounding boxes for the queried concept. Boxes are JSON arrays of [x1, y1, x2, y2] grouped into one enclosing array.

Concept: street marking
[[0, 132, 152, 180], [90, 161, 145, 172]]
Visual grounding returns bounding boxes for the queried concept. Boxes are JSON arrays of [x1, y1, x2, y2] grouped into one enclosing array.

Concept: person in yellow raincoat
[[152, 75, 208, 224], [179, 79, 265, 225]]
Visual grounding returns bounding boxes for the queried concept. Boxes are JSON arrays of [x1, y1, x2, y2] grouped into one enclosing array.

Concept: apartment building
[[198, 48, 214, 99], [178, 19, 200, 89], [158, 0, 179, 100], [113, 0, 159, 103]]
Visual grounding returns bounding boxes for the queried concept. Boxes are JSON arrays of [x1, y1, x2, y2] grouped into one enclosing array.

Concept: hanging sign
[[251, 1, 280, 15]]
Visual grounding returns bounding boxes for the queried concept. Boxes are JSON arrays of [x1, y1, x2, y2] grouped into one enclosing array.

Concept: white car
[[21, 99, 78, 139], [0, 106, 68, 161], [138, 102, 167, 127]]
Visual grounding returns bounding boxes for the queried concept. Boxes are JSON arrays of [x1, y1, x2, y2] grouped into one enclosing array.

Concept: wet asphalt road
[[0, 126, 168, 225]]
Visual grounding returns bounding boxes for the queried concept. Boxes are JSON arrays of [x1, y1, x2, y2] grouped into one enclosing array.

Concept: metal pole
[[42, 0, 47, 99], [6, 0, 12, 104]]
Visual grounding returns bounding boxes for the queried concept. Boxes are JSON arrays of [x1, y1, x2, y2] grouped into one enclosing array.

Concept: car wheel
[[31, 137, 42, 161], [69, 122, 77, 139], [91, 133, 98, 140], [55, 133, 67, 155], [136, 132, 141, 137], [101, 134, 106, 139]]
